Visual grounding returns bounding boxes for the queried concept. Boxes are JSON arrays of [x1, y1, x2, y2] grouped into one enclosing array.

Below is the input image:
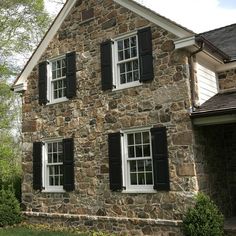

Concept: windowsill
[[113, 82, 142, 91], [122, 189, 157, 194], [47, 97, 69, 106], [42, 188, 65, 193]]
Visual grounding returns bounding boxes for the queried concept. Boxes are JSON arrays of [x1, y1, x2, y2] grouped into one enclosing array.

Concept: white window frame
[[121, 127, 156, 193], [47, 55, 68, 104], [112, 32, 142, 91], [42, 139, 65, 193]]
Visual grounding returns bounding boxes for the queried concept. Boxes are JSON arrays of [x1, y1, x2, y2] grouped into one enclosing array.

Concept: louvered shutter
[[138, 27, 154, 82], [33, 142, 42, 190], [38, 61, 48, 105], [101, 40, 113, 90], [66, 51, 76, 98], [108, 132, 122, 191], [63, 138, 74, 191], [151, 127, 170, 191]]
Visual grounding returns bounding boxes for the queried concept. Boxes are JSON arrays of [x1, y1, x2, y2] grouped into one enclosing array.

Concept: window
[[113, 34, 140, 89], [101, 27, 154, 91], [122, 129, 154, 191], [108, 127, 170, 193], [49, 57, 67, 102], [43, 140, 64, 192], [38, 52, 76, 105], [33, 138, 74, 192]]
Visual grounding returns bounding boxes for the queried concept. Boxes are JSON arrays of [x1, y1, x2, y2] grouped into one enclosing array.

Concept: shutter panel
[[101, 40, 113, 90], [108, 132, 122, 191], [138, 27, 154, 82], [66, 51, 76, 99], [63, 138, 74, 191], [151, 127, 170, 191], [38, 61, 48, 105], [33, 142, 42, 190]]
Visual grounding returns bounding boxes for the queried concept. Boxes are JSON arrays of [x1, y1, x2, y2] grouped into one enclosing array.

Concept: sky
[[44, 0, 236, 33]]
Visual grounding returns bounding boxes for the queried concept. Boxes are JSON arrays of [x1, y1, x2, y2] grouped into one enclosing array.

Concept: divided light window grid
[[117, 35, 140, 85], [46, 141, 63, 187], [51, 58, 66, 99], [126, 130, 153, 187]]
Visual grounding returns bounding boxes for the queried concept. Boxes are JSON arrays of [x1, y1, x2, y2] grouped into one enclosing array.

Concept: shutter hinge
[[112, 85, 116, 89]]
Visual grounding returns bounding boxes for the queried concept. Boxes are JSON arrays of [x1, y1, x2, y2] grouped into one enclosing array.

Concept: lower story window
[[123, 129, 154, 191]]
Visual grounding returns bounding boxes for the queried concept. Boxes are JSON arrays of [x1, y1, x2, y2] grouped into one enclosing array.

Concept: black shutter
[[33, 142, 42, 190], [101, 40, 113, 90], [151, 127, 170, 191], [38, 61, 48, 105], [108, 132, 122, 191], [66, 51, 76, 99], [63, 138, 74, 191], [138, 27, 154, 82]]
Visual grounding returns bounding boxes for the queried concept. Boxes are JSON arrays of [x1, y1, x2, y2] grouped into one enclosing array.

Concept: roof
[[199, 24, 236, 61], [191, 90, 236, 118], [13, 0, 194, 90]]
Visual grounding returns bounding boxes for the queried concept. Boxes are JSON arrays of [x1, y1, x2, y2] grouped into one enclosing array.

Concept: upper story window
[[38, 52, 76, 105], [101, 27, 154, 91], [113, 34, 140, 89], [49, 57, 67, 103]]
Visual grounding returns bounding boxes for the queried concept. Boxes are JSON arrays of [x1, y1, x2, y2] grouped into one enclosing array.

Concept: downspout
[[188, 42, 204, 112]]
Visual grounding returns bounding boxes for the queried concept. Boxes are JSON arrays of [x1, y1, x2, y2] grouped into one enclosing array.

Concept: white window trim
[[121, 126, 155, 193], [112, 32, 142, 91], [42, 139, 65, 193], [47, 55, 68, 105]]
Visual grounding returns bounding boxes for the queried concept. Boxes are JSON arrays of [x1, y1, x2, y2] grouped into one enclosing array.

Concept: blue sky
[[219, 0, 236, 8]]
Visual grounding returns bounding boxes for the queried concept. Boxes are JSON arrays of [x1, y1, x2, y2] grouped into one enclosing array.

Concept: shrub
[[182, 192, 224, 236], [0, 189, 22, 226]]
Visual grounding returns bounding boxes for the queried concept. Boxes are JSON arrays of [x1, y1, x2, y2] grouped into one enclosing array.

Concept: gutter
[[190, 107, 236, 118]]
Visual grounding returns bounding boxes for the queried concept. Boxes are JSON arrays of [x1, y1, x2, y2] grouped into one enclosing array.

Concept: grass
[[0, 227, 87, 236]]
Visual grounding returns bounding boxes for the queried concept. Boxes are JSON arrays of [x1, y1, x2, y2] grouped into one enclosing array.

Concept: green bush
[[0, 189, 22, 226], [182, 192, 224, 236]]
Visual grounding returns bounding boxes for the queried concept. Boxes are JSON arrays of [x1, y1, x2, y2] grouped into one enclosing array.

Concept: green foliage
[[0, 189, 22, 226], [182, 192, 224, 236]]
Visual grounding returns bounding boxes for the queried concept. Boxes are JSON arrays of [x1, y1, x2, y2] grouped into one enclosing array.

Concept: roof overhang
[[13, 0, 193, 93]]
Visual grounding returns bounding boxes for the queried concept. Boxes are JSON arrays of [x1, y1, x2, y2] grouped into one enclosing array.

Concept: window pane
[[133, 60, 138, 70], [120, 74, 126, 84], [130, 161, 136, 172], [58, 154, 63, 162], [59, 176, 63, 185], [124, 49, 130, 59], [127, 72, 132, 83], [120, 63, 125, 73], [128, 146, 135, 158], [62, 59, 66, 67], [137, 160, 144, 171], [131, 47, 137, 57], [118, 51, 123, 61], [130, 173, 137, 185], [145, 159, 152, 171], [54, 90, 58, 99], [130, 36, 136, 47], [58, 142, 63, 151], [124, 38, 129, 49], [48, 143, 52, 153], [49, 166, 54, 175], [55, 176, 59, 186], [138, 173, 145, 185], [135, 145, 142, 157], [146, 173, 153, 184], [53, 143, 57, 152], [143, 145, 150, 157], [57, 60, 61, 69], [143, 132, 150, 143], [62, 68, 66, 77], [53, 153, 57, 163], [135, 133, 141, 144], [55, 165, 59, 175], [127, 134, 134, 145], [52, 62, 56, 71], [57, 70, 62, 78], [118, 41, 123, 50], [126, 62, 132, 72], [133, 71, 139, 81], [52, 71, 57, 80], [48, 154, 52, 163], [49, 176, 54, 186]]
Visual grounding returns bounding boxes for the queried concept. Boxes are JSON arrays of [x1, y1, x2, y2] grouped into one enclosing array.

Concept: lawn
[[0, 227, 88, 236]]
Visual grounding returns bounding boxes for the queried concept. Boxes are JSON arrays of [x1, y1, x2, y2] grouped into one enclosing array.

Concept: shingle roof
[[199, 24, 236, 60], [191, 91, 236, 117]]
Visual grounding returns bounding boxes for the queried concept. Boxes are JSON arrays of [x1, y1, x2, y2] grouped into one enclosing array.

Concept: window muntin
[[123, 129, 154, 191], [43, 140, 64, 191], [114, 34, 140, 89]]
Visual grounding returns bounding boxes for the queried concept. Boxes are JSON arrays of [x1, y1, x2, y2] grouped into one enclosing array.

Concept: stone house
[[13, 0, 236, 235]]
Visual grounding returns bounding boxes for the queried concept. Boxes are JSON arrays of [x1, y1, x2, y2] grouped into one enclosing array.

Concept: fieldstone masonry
[[21, 0, 200, 234]]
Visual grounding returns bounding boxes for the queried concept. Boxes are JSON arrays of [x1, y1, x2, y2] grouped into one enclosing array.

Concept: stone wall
[[218, 69, 236, 91], [193, 124, 235, 217], [21, 0, 197, 234]]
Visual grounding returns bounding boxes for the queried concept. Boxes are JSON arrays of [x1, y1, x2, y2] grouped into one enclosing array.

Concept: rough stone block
[[177, 164, 196, 176]]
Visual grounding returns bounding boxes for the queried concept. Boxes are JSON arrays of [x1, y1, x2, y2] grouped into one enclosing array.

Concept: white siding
[[197, 63, 218, 105]]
